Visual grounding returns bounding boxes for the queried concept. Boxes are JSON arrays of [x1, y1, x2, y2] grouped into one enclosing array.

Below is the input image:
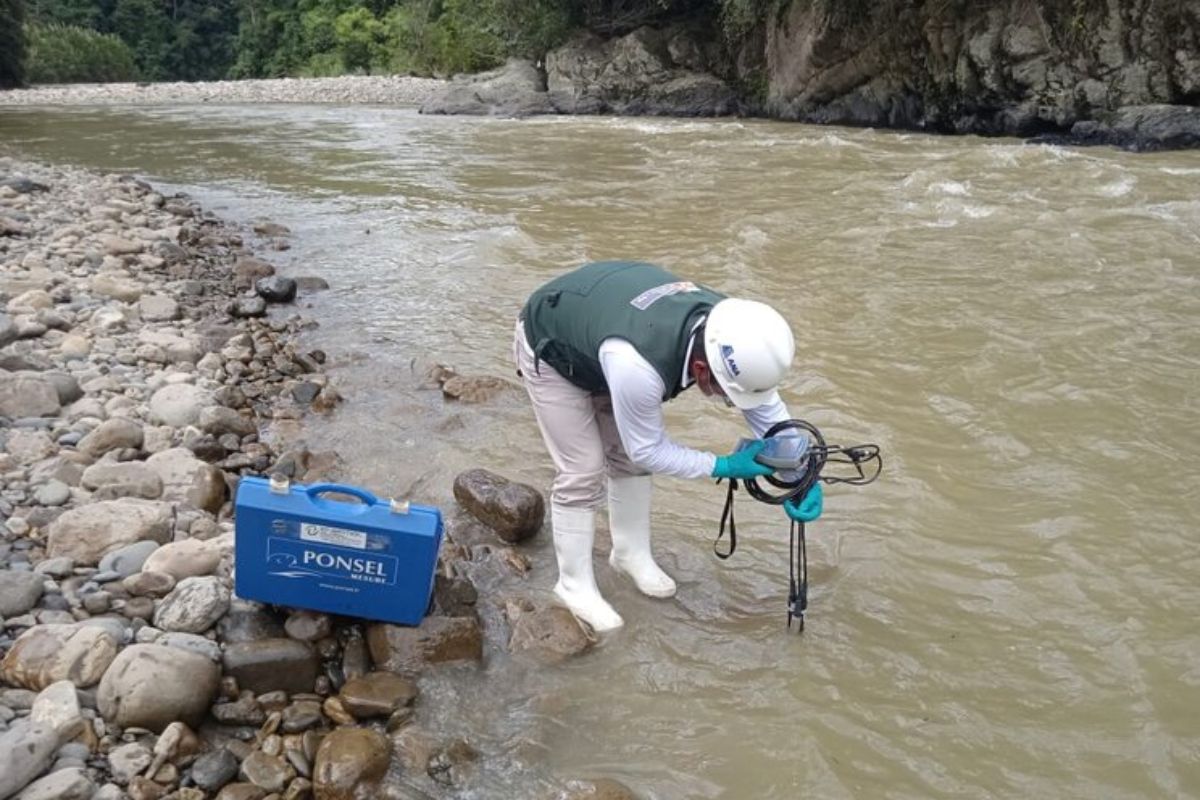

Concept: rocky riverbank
[[0, 76, 443, 107], [0, 157, 627, 799]]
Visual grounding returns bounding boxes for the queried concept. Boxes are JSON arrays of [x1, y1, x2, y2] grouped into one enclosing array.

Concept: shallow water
[[3, 106, 1199, 799]]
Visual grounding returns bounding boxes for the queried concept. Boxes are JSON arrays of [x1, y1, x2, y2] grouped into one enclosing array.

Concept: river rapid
[[3, 105, 1198, 799]]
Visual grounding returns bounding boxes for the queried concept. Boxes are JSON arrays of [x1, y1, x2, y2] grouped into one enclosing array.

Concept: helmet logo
[[719, 344, 740, 377]]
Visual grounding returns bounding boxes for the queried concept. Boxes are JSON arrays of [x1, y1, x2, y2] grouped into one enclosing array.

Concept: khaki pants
[[513, 319, 646, 508]]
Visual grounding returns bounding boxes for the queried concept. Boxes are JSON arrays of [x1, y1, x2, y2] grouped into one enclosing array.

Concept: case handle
[[305, 483, 379, 507]]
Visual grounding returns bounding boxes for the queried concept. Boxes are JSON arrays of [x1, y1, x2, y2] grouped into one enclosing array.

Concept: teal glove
[[783, 483, 823, 522], [712, 440, 775, 481]]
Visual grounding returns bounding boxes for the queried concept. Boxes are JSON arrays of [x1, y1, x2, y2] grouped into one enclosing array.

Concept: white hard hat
[[702, 298, 795, 409]]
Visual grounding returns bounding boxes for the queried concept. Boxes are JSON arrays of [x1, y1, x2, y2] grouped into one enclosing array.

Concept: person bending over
[[513, 260, 821, 631]]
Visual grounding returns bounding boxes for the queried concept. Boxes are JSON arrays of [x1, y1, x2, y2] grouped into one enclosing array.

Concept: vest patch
[[630, 281, 699, 310]]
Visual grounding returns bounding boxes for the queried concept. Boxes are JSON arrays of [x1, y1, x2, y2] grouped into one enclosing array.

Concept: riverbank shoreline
[[0, 150, 630, 800], [0, 75, 445, 107]]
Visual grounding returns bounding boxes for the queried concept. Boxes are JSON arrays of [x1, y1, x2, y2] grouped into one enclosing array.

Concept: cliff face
[[420, 0, 1200, 146], [756, 0, 1200, 135]]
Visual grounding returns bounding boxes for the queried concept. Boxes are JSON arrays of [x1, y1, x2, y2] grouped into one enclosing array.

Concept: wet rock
[[149, 384, 212, 428], [337, 672, 417, 720], [109, 741, 154, 784], [255, 276, 297, 304], [97, 644, 220, 732], [253, 221, 291, 236], [1, 177, 49, 194], [291, 382, 321, 405], [440, 374, 518, 403], [222, 639, 319, 695], [506, 597, 594, 664], [391, 726, 436, 773], [146, 447, 227, 513], [78, 417, 145, 457], [139, 294, 180, 322], [1, 624, 119, 690], [427, 738, 478, 787], [99, 540, 162, 578], [82, 462, 164, 501], [0, 569, 44, 617], [211, 693, 266, 726], [29, 679, 84, 739], [233, 257, 275, 289], [452, 469, 544, 543], [216, 783, 269, 800], [295, 277, 329, 293], [321, 696, 355, 726], [555, 778, 639, 800], [241, 751, 295, 792], [153, 576, 230, 634], [0, 720, 60, 800], [199, 406, 257, 438], [47, 499, 172, 565], [280, 699, 324, 733], [366, 616, 484, 676], [284, 611, 332, 643], [191, 748, 240, 793], [312, 727, 390, 800], [432, 573, 478, 617], [11, 766, 94, 800], [232, 296, 267, 318], [217, 600, 285, 644], [142, 538, 222, 581]]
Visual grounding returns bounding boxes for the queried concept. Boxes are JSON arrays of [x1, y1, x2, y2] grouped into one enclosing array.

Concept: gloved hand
[[711, 440, 775, 480], [783, 482, 823, 522]]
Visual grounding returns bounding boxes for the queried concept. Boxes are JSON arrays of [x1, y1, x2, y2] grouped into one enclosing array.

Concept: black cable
[[713, 419, 882, 631]]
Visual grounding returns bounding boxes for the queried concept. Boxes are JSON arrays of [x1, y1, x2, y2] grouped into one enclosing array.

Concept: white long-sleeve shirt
[[598, 337, 794, 479]]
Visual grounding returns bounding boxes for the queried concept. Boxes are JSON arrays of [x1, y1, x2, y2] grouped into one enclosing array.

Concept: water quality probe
[[713, 420, 882, 632]]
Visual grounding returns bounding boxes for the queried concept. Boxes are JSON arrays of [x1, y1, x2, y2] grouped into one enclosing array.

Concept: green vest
[[522, 261, 726, 399]]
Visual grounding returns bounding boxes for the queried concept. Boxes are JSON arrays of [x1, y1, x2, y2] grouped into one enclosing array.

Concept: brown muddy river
[[2, 106, 1198, 799]]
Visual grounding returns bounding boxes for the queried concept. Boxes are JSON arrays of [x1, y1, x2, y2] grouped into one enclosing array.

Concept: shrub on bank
[[1, 0, 27, 88], [25, 23, 138, 84]]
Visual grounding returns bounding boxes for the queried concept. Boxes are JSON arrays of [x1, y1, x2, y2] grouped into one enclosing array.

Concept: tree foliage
[[11, 0, 777, 84], [25, 22, 137, 83], [1, 0, 28, 88]]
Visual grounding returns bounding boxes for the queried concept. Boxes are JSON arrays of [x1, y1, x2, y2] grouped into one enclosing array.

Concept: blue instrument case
[[234, 476, 443, 626]]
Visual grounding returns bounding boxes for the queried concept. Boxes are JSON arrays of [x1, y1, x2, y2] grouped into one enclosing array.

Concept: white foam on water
[[927, 180, 971, 196], [1096, 175, 1137, 197]]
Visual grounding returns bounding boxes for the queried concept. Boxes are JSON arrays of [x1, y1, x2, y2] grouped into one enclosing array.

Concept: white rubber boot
[[607, 476, 676, 598], [552, 503, 624, 632]]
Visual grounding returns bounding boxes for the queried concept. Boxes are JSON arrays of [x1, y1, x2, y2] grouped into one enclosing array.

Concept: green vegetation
[[25, 23, 138, 83], [1, 0, 27, 88], [11, 0, 778, 85]]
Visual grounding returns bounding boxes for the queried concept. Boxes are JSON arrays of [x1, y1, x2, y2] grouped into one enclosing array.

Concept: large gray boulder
[[47, 499, 173, 565], [145, 447, 227, 512], [1, 624, 119, 690], [97, 644, 220, 732], [0, 720, 61, 800], [0, 372, 60, 418], [421, 58, 557, 117]]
